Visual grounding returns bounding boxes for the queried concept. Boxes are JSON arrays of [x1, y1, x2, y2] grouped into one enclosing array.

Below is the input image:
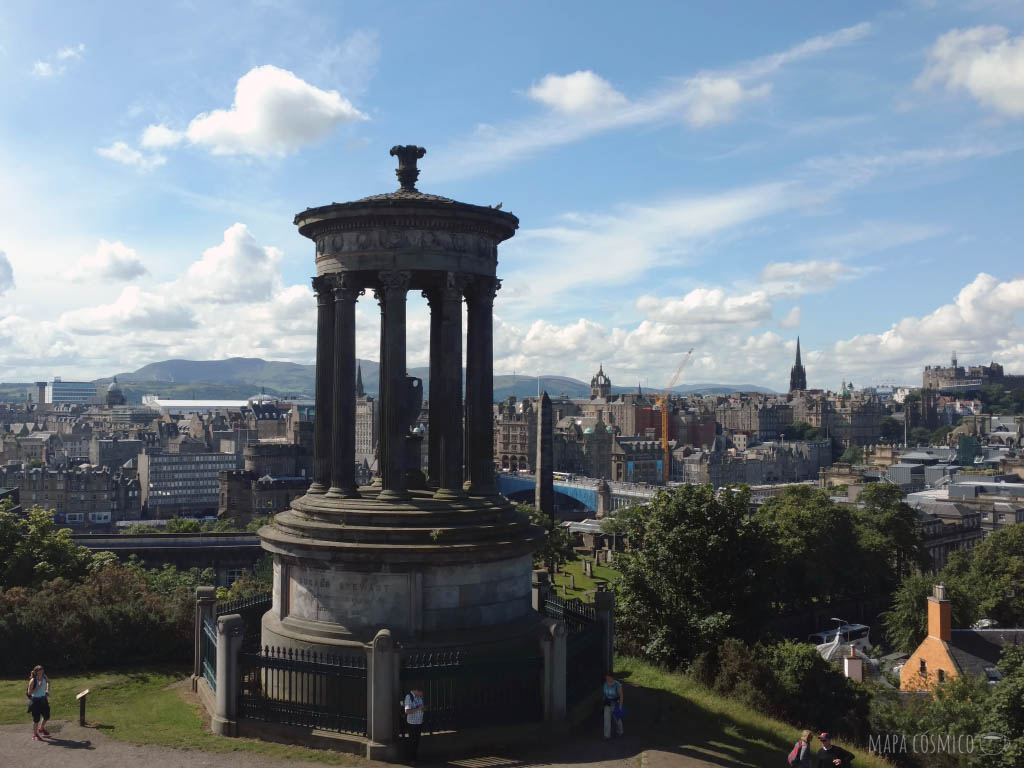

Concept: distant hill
[[0, 358, 775, 403]]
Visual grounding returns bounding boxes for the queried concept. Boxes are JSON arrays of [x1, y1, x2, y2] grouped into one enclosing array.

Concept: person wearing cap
[[817, 732, 854, 766]]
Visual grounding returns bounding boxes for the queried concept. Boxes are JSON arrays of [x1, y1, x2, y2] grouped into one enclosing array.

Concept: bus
[[808, 624, 871, 651]]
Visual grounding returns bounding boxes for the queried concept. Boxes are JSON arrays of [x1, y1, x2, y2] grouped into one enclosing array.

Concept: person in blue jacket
[[601, 672, 624, 738]]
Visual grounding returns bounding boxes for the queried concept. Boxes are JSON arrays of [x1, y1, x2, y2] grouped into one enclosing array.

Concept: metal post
[[193, 585, 216, 691]]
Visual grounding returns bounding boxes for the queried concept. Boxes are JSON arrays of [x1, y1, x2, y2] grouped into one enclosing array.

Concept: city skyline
[[1, 1, 1023, 390]]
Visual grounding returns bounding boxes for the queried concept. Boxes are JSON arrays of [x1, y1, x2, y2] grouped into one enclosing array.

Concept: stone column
[[425, 287, 442, 489], [310, 276, 335, 494], [464, 277, 499, 495], [537, 618, 567, 722], [535, 391, 553, 516], [192, 585, 216, 691], [594, 591, 615, 675], [531, 568, 550, 613], [328, 274, 363, 498], [212, 613, 245, 736], [431, 273, 466, 500], [375, 270, 411, 502], [365, 629, 400, 761]]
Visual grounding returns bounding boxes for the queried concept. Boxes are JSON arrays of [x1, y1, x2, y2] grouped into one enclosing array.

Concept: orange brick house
[[901, 584, 1024, 691]]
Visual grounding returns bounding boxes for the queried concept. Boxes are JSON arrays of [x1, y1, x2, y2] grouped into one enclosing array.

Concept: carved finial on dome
[[390, 145, 426, 192]]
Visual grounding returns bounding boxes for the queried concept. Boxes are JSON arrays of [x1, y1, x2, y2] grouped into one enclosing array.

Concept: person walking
[[602, 672, 624, 739], [817, 733, 854, 766], [403, 686, 425, 764], [26, 665, 50, 741], [788, 730, 814, 767]]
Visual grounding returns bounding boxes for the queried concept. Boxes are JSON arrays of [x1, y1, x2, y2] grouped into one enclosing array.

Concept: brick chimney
[[928, 583, 951, 642]]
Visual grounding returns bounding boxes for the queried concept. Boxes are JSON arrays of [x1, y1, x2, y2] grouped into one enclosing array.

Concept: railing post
[[538, 618, 566, 721], [594, 591, 615, 675], [365, 629, 400, 761], [532, 568, 550, 613], [212, 613, 244, 736], [193, 585, 216, 692]]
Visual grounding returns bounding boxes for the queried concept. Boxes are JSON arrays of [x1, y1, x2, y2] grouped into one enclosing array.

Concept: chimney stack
[[928, 583, 951, 642]]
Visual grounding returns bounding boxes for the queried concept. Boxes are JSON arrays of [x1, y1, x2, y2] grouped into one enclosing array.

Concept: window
[[937, 669, 945, 683], [920, 659, 927, 676]]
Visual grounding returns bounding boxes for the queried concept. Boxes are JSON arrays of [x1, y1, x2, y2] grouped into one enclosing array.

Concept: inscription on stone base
[[289, 569, 412, 632]]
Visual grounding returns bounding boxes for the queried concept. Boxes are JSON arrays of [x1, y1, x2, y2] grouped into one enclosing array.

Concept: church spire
[[789, 337, 807, 393], [356, 363, 365, 398]]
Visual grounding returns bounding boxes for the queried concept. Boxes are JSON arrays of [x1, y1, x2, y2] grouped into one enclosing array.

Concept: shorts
[[29, 697, 50, 723]]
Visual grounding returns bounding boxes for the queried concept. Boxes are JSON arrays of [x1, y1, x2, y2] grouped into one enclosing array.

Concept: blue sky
[[1, 0, 1023, 391]]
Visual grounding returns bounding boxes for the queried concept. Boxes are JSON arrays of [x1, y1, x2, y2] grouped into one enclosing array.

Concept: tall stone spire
[[789, 337, 807, 392], [355, 362, 365, 398]]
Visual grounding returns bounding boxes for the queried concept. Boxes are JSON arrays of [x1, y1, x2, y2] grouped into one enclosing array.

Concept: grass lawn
[[551, 555, 620, 601], [1, 667, 360, 764], [616, 657, 891, 768]]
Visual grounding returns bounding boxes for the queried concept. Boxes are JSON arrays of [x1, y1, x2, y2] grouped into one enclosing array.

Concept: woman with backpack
[[787, 730, 814, 766], [26, 665, 50, 741]]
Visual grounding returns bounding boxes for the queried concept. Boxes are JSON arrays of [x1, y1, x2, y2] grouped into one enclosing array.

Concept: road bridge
[[496, 472, 662, 514]]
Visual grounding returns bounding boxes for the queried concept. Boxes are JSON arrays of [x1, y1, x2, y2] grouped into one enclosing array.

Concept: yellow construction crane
[[655, 348, 694, 484]]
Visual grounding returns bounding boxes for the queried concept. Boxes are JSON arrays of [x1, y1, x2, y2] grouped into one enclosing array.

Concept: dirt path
[[0, 720, 724, 768]]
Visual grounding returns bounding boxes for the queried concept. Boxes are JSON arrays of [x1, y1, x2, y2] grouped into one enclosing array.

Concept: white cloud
[[31, 43, 86, 77], [759, 259, 867, 298], [918, 26, 1024, 117], [433, 22, 870, 179], [58, 286, 196, 334], [779, 306, 802, 329], [56, 43, 86, 61], [184, 65, 367, 156], [96, 141, 166, 171], [140, 124, 185, 149], [636, 288, 773, 325], [528, 71, 628, 114], [179, 222, 283, 303], [72, 240, 148, 281], [0, 250, 13, 294], [831, 273, 1024, 380]]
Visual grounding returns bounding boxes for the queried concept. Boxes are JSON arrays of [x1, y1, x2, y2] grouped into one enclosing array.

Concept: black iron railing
[[565, 620, 604, 706], [201, 616, 217, 691], [543, 593, 596, 634], [400, 647, 543, 733], [238, 646, 368, 736], [216, 592, 271, 651]]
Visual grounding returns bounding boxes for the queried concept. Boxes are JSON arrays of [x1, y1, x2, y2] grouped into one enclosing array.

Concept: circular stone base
[[259, 485, 542, 649]]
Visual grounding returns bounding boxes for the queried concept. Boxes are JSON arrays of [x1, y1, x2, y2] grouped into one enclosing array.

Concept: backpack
[[787, 741, 803, 766]]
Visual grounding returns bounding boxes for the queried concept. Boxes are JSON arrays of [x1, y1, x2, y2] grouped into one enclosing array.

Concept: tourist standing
[[788, 730, 814, 767], [403, 686, 425, 764], [601, 672, 624, 738], [817, 733, 854, 766], [26, 665, 50, 741]]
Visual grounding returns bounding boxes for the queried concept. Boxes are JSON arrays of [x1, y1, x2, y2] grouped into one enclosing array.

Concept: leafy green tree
[[853, 483, 931, 593], [908, 426, 932, 446], [968, 524, 1024, 627], [755, 486, 861, 612], [840, 445, 864, 464], [931, 425, 954, 445], [781, 421, 813, 441], [983, 646, 1024, 766], [246, 516, 270, 533], [164, 517, 202, 533], [0, 502, 94, 588], [613, 484, 769, 667], [881, 572, 974, 653], [879, 416, 903, 444], [123, 522, 160, 534], [201, 518, 243, 533], [516, 503, 575, 571]]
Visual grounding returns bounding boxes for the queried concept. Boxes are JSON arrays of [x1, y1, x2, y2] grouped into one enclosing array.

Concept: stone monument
[[259, 146, 541, 653]]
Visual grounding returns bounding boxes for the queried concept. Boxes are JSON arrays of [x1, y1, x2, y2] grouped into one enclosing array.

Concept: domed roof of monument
[[107, 377, 121, 392], [294, 145, 518, 240]]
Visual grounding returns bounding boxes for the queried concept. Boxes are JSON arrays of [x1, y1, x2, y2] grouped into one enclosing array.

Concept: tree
[[164, 517, 202, 533], [0, 502, 95, 588], [840, 445, 864, 464], [908, 426, 932, 446], [983, 646, 1024, 766], [879, 416, 903, 444], [613, 484, 770, 667], [853, 483, 931, 593], [967, 524, 1024, 627], [782, 421, 813, 441], [516, 503, 574, 571]]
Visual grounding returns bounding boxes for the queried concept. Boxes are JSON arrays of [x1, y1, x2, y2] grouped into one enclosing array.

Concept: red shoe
[[39, 728, 50, 736], [32, 734, 41, 741]]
